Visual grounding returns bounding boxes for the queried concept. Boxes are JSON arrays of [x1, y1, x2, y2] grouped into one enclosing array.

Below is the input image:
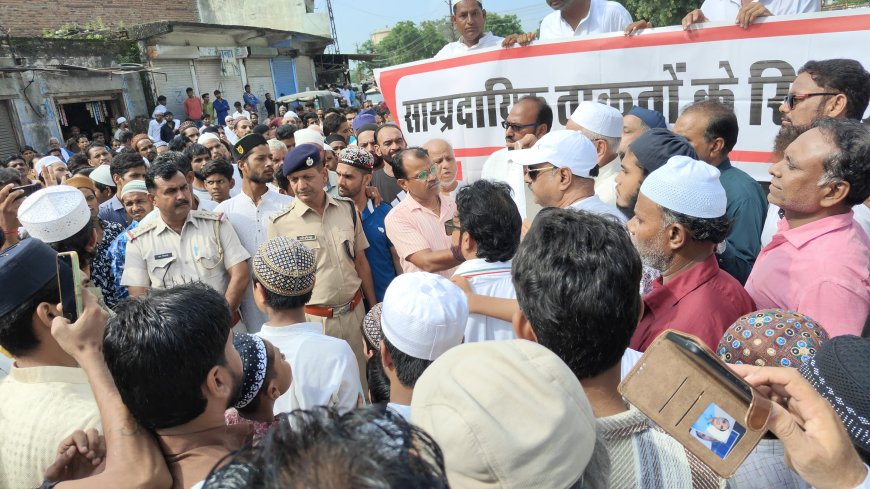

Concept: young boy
[[201, 158, 236, 204]]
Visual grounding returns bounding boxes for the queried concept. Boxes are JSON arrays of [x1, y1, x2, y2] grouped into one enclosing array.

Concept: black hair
[[168, 135, 187, 152], [452, 0, 483, 14], [517, 95, 553, 132], [661, 207, 733, 244], [145, 161, 183, 191], [799, 59, 870, 121], [183, 142, 211, 161], [366, 352, 392, 404], [383, 337, 432, 389], [157, 95, 167, 103], [274, 168, 290, 192], [119, 130, 134, 145], [276, 124, 297, 140], [252, 124, 270, 136], [813, 118, 870, 206], [322, 114, 346, 137], [455, 180, 521, 263], [0, 277, 59, 357], [110, 152, 147, 180], [302, 112, 319, 126], [234, 101, 242, 108], [49, 219, 96, 273], [683, 100, 739, 154], [103, 282, 235, 431], [252, 276, 312, 311], [390, 146, 428, 180], [3, 153, 24, 167], [202, 158, 235, 181], [153, 151, 192, 175], [66, 153, 90, 174], [0, 167, 25, 186], [324, 134, 346, 146], [512, 209, 642, 380], [202, 406, 449, 488]]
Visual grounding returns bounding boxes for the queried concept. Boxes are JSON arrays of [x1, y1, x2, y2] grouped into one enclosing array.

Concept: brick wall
[[0, 1, 200, 37]]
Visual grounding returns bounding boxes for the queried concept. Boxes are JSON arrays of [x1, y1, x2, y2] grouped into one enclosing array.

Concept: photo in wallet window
[[689, 403, 746, 459]]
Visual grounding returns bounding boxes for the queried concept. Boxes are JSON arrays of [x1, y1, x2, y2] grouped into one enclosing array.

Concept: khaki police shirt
[[267, 194, 368, 306], [121, 209, 250, 294]]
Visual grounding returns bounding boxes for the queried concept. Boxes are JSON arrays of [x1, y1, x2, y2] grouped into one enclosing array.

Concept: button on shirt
[[717, 159, 768, 285], [385, 194, 457, 279], [434, 32, 504, 59], [699, 0, 820, 22], [538, 0, 633, 41], [745, 212, 870, 337], [267, 195, 368, 306], [362, 199, 397, 302], [121, 210, 250, 294], [216, 190, 293, 331], [257, 322, 363, 415], [567, 195, 627, 223], [453, 259, 517, 342], [630, 254, 756, 352], [98, 195, 128, 228]]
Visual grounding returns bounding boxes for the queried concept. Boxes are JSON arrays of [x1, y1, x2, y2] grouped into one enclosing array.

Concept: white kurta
[[434, 32, 504, 59], [453, 259, 517, 343]]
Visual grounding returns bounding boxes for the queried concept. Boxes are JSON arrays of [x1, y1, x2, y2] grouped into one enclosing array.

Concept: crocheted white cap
[[18, 185, 91, 244], [569, 101, 623, 138], [381, 272, 468, 361], [639, 155, 727, 218]]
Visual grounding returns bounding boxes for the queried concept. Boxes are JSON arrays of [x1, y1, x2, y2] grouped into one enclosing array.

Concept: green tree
[[486, 12, 524, 37], [621, 0, 698, 28], [363, 20, 447, 69]]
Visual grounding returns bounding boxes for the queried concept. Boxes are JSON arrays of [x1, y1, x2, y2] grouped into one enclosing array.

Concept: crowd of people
[[1, 0, 870, 488]]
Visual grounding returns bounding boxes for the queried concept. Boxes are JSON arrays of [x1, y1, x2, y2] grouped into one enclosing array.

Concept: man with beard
[[371, 124, 408, 207], [216, 134, 293, 332], [121, 162, 250, 329], [627, 156, 754, 351], [761, 59, 870, 245], [103, 282, 249, 489], [480, 96, 552, 218], [132, 133, 158, 164], [336, 147, 401, 302], [355, 122, 381, 167]]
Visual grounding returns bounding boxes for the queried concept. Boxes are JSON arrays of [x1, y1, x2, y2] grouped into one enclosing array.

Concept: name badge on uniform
[[154, 252, 173, 260], [296, 235, 316, 242]]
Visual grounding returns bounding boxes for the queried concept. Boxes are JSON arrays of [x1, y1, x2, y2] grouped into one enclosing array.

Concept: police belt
[[304, 289, 363, 318]]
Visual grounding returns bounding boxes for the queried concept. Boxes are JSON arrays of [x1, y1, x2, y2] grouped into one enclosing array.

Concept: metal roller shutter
[[271, 58, 297, 99], [0, 100, 20, 156], [152, 60, 195, 118], [195, 60, 245, 113], [244, 59, 274, 114]]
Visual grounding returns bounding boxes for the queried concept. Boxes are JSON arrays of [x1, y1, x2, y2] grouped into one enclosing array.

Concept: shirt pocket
[[296, 236, 321, 261], [191, 238, 224, 277], [148, 255, 178, 288], [337, 230, 356, 262]]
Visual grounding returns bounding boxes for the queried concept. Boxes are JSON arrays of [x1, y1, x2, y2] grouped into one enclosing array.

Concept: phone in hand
[[12, 183, 40, 200], [56, 252, 83, 322]]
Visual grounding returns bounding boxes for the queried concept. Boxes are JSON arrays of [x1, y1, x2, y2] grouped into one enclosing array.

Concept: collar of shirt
[[108, 195, 125, 211], [454, 258, 512, 278], [595, 404, 650, 442], [405, 193, 456, 221], [290, 193, 344, 218], [773, 211, 856, 250], [457, 32, 500, 50], [644, 254, 721, 317], [9, 364, 90, 384], [597, 157, 620, 179], [258, 321, 324, 336], [154, 209, 202, 235], [560, 0, 598, 33]]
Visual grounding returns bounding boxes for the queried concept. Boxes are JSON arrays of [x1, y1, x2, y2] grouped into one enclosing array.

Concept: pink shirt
[[745, 212, 870, 337], [385, 194, 457, 279]]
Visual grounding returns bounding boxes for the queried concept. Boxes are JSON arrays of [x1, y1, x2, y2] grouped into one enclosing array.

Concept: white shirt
[[620, 348, 643, 380], [215, 189, 293, 331], [594, 157, 620, 207], [257, 322, 363, 415], [539, 0, 633, 41], [147, 119, 165, 142], [567, 194, 627, 223], [434, 32, 504, 59], [233, 110, 252, 120], [387, 402, 412, 421], [453, 259, 517, 343], [481, 148, 542, 219], [699, 0, 820, 22]]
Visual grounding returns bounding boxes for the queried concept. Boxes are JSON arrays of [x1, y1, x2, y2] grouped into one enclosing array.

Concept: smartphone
[[666, 331, 753, 402], [12, 183, 40, 200], [56, 252, 83, 322]]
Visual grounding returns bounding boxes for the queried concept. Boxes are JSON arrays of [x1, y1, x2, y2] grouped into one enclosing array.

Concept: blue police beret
[[283, 143, 322, 176], [0, 238, 66, 318]]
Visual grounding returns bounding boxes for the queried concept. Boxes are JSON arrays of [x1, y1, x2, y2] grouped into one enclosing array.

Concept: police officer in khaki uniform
[[121, 160, 251, 328], [268, 144, 377, 386]]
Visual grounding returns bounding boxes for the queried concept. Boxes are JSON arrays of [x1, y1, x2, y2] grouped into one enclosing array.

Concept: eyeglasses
[[411, 164, 438, 182], [501, 121, 540, 132], [782, 92, 839, 110], [444, 216, 461, 235], [525, 165, 558, 182]]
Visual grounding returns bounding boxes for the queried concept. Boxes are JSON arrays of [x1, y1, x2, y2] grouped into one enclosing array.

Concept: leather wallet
[[618, 329, 772, 477]]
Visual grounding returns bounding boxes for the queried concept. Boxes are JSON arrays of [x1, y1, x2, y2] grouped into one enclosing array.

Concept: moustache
[[175, 200, 190, 208]]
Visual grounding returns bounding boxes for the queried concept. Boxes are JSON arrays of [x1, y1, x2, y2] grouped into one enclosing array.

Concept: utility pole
[[325, 0, 340, 54], [445, 0, 456, 41]]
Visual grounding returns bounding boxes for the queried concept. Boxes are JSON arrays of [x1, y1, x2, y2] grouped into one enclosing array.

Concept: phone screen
[[57, 253, 80, 322], [12, 183, 40, 200]]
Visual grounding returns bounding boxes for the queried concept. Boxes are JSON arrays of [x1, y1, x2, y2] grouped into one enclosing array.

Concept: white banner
[[375, 9, 870, 182]]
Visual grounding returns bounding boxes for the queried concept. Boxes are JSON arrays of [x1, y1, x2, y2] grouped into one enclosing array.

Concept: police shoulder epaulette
[[126, 220, 157, 241], [192, 210, 224, 221], [269, 202, 296, 222]]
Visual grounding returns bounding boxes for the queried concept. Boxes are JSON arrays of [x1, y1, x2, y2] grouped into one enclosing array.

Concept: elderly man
[[746, 119, 870, 337], [385, 147, 462, 278], [615, 128, 697, 219], [380, 272, 467, 419], [628, 156, 755, 351], [566, 101, 623, 206], [434, 0, 504, 59], [107, 180, 154, 303], [423, 138, 463, 199], [215, 134, 293, 332], [480, 96, 552, 218], [511, 130, 625, 222], [539, 0, 632, 41], [674, 100, 767, 284], [122, 162, 251, 328], [620, 106, 667, 151]]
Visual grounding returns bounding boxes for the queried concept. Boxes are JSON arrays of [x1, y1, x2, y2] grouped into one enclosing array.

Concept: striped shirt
[[385, 194, 457, 279], [583, 404, 725, 489]]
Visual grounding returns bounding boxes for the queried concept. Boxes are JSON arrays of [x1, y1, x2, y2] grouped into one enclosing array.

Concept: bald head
[[424, 139, 458, 188]]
